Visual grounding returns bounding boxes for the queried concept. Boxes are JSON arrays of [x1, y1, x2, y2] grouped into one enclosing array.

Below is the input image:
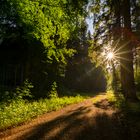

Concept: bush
[[107, 90, 125, 108], [0, 80, 33, 103], [48, 82, 58, 98], [15, 80, 34, 99]]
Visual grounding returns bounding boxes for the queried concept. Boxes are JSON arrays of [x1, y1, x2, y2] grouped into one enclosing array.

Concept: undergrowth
[[92, 91, 125, 109], [0, 95, 85, 130], [106, 90, 125, 108], [107, 91, 140, 111]]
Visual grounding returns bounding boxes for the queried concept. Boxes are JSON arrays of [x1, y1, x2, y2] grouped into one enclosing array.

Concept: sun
[[107, 52, 114, 60], [99, 39, 132, 71]]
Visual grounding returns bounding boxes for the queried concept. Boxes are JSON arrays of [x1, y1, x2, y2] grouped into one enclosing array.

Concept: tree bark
[[113, 0, 121, 93], [120, 0, 138, 101]]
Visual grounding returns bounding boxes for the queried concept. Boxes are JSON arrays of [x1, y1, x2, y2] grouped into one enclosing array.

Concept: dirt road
[[0, 94, 138, 140]]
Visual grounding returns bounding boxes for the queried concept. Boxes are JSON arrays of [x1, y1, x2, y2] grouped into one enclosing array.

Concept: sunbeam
[[113, 41, 130, 54], [115, 56, 131, 62], [119, 61, 131, 73]]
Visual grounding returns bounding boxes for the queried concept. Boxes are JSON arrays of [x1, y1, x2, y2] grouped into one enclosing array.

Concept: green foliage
[[0, 0, 88, 98], [0, 91, 11, 102], [0, 80, 33, 102], [0, 95, 85, 130], [48, 82, 58, 98], [8, 0, 87, 64], [107, 90, 125, 108], [107, 90, 140, 112], [15, 80, 34, 99], [0, 80, 33, 103]]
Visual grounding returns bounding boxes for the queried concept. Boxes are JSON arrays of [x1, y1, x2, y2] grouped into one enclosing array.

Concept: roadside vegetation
[[0, 80, 87, 130], [0, 94, 86, 130]]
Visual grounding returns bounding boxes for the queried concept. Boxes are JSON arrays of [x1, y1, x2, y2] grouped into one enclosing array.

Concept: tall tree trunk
[[120, 0, 138, 101], [113, 0, 121, 93]]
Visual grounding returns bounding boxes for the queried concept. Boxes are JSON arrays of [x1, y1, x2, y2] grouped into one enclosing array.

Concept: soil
[[0, 93, 140, 140]]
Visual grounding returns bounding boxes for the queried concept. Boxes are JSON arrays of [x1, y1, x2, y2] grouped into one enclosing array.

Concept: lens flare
[[107, 52, 114, 60]]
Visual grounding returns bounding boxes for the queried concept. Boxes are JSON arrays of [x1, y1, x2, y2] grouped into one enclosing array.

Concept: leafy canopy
[[8, 0, 87, 63]]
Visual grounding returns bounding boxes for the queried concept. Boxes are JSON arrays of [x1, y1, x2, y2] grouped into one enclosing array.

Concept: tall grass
[[0, 95, 85, 130]]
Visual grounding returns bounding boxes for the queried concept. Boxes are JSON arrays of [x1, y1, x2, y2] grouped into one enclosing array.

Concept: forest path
[[0, 93, 132, 140]]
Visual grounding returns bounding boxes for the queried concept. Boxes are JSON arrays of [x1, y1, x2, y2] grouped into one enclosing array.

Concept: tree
[[64, 21, 106, 92], [0, 0, 88, 97], [120, 0, 137, 101], [89, 0, 139, 101]]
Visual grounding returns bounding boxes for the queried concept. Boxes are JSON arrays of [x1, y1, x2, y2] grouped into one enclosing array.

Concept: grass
[[1, 90, 140, 131], [0, 95, 86, 130], [106, 90, 140, 112], [91, 91, 125, 108], [92, 94, 106, 104], [106, 90, 125, 108]]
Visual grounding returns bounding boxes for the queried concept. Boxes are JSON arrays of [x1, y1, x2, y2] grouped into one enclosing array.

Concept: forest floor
[[0, 93, 140, 140]]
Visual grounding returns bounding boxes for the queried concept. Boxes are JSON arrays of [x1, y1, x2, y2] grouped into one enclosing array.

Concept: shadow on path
[[2, 97, 140, 140], [18, 104, 137, 140]]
